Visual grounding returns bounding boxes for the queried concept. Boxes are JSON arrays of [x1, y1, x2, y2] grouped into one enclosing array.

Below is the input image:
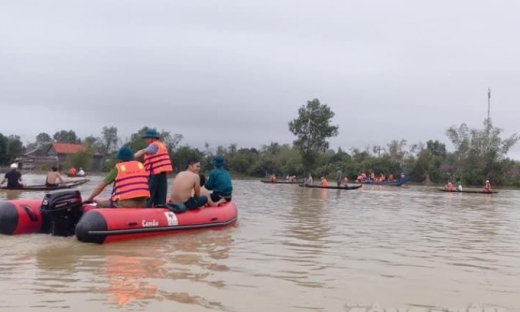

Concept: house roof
[[50, 142, 86, 154], [24, 148, 43, 156]]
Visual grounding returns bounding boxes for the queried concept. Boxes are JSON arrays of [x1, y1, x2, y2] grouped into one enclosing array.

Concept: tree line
[[1, 99, 519, 186]]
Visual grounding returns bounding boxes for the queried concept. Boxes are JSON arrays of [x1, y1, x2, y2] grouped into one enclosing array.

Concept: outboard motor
[[40, 190, 83, 237]]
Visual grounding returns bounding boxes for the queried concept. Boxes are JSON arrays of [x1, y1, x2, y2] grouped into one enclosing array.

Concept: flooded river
[[1, 173, 520, 311]]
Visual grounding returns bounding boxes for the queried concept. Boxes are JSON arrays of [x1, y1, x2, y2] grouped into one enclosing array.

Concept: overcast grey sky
[[1, 0, 519, 158]]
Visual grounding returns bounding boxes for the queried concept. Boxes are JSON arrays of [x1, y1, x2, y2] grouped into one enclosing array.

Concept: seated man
[[204, 156, 233, 206], [86, 146, 150, 208], [304, 174, 313, 186], [169, 158, 208, 210], [77, 167, 85, 176], [45, 166, 65, 187], [1, 163, 24, 188], [320, 176, 328, 187]]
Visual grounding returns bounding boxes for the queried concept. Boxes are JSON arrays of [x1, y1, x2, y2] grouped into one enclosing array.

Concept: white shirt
[[78, 169, 85, 176], [457, 185, 463, 191]]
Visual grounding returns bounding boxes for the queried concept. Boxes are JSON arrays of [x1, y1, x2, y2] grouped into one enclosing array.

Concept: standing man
[[336, 167, 343, 187], [134, 129, 173, 207]]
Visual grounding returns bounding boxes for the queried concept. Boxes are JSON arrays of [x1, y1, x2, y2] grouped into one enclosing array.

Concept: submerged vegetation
[[1, 99, 519, 187]]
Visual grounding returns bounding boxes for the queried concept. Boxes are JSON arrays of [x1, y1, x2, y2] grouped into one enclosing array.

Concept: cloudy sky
[[1, 0, 519, 158]]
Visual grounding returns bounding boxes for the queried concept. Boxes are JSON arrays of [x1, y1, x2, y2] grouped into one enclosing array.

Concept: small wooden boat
[[260, 180, 300, 184], [439, 188, 498, 194], [299, 184, 363, 190], [67, 173, 87, 177], [1, 179, 90, 191]]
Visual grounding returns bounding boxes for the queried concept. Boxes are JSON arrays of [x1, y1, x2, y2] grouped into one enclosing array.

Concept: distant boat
[[67, 173, 87, 178], [353, 176, 410, 186], [260, 180, 300, 184], [299, 184, 362, 190], [439, 188, 498, 194], [1, 179, 90, 191]]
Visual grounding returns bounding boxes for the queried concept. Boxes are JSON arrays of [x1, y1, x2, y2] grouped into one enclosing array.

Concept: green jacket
[[205, 167, 233, 196]]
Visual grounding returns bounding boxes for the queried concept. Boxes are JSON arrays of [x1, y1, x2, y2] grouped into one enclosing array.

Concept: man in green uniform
[[205, 156, 233, 205]]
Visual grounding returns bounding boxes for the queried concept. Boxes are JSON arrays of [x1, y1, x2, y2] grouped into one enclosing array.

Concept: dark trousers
[[147, 172, 168, 208]]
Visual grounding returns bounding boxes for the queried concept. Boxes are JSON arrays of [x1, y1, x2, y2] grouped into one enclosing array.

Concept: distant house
[[46, 143, 103, 171], [15, 142, 103, 171]]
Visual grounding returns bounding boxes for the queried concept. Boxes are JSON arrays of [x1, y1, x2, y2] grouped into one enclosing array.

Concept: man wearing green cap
[[134, 128, 173, 207], [86, 146, 150, 208], [204, 156, 233, 205]]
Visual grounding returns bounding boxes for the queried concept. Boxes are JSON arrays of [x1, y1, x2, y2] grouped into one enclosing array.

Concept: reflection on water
[[1, 175, 520, 311]]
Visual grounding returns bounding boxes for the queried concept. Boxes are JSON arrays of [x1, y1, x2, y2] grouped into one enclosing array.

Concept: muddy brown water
[[1, 174, 519, 311]]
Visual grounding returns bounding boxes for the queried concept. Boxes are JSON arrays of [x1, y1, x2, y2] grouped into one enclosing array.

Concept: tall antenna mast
[[487, 88, 491, 120]]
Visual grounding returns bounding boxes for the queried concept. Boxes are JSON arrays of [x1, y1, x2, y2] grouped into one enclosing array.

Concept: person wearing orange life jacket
[[86, 146, 150, 208], [134, 129, 173, 207], [321, 176, 328, 187], [444, 180, 454, 191]]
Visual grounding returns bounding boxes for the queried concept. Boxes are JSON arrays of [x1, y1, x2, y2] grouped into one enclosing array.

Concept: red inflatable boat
[[0, 189, 238, 244]]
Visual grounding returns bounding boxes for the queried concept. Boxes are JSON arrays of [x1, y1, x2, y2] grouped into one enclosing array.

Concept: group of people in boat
[[0, 163, 67, 189], [269, 168, 405, 187], [355, 171, 405, 183], [444, 179, 493, 192], [84, 129, 233, 210], [68, 167, 86, 177]]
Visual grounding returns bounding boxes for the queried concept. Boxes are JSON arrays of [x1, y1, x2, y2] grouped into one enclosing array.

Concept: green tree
[[412, 140, 448, 184], [7, 136, 24, 162], [288, 99, 339, 172], [35, 132, 53, 148], [100, 126, 119, 154], [446, 118, 519, 185], [0, 134, 9, 165], [64, 146, 94, 171], [53, 130, 80, 144]]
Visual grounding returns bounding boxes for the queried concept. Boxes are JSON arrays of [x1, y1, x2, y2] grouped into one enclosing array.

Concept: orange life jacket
[[143, 141, 173, 175], [111, 161, 150, 202], [322, 179, 328, 186], [485, 182, 492, 190], [447, 182, 454, 190], [69, 168, 76, 175]]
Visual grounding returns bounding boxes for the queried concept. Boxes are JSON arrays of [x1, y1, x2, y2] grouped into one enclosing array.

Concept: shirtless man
[[169, 158, 208, 210], [46, 166, 65, 187]]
